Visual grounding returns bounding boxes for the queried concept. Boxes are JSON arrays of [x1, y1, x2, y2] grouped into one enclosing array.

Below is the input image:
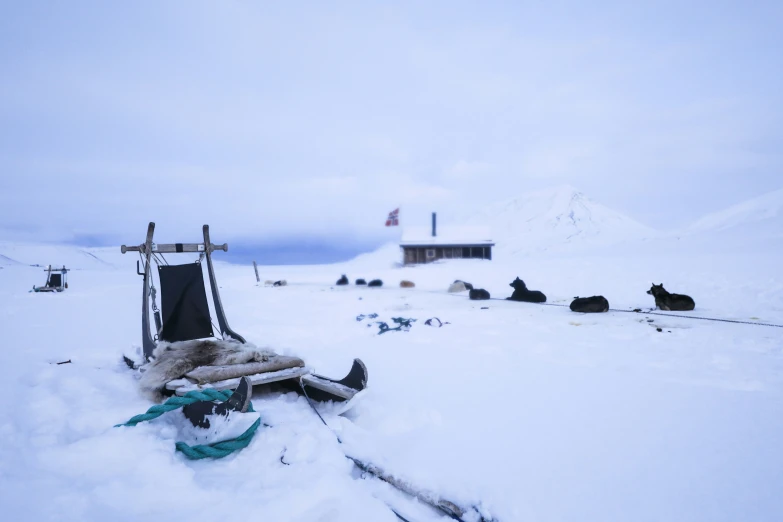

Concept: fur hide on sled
[[139, 339, 276, 401]]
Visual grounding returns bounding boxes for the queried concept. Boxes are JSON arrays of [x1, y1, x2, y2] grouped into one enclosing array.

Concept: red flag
[[385, 208, 399, 226]]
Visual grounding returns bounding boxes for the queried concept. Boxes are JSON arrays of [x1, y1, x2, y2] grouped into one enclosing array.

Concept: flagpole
[[398, 205, 402, 243], [398, 205, 402, 264]]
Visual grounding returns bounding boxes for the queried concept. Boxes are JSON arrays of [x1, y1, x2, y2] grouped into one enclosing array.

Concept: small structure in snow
[[400, 213, 494, 265], [32, 265, 69, 292]]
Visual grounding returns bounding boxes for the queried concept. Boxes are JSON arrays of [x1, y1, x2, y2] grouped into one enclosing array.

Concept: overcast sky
[[1, 1, 781, 256]]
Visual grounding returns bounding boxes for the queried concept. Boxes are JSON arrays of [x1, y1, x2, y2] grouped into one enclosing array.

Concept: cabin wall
[[402, 246, 492, 265]]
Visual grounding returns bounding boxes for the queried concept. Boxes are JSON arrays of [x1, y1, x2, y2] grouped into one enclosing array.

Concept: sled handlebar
[[121, 243, 228, 254]]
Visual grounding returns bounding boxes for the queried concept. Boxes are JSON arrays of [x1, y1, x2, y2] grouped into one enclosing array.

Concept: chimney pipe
[[432, 212, 437, 237]]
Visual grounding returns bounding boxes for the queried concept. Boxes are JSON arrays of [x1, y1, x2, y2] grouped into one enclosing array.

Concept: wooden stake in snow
[[252, 261, 260, 283]]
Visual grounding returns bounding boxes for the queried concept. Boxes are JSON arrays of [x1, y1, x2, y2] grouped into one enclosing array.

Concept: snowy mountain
[[685, 187, 783, 238], [464, 185, 658, 256]]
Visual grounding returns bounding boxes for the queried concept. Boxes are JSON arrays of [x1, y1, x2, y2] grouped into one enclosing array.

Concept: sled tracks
[[298, 379, 498, 522]]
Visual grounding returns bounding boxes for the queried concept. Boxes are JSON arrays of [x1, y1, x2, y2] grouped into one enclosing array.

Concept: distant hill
[[685, 188, 783, 238], [0, 242, 117, 269], [464, 185, 658, 256]]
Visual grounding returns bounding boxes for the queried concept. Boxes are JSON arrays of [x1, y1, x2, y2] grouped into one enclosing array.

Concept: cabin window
[[426, 249, 435, 258]]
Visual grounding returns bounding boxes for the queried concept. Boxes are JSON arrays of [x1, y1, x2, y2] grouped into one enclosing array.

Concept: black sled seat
[[122, 222, 367, 402]]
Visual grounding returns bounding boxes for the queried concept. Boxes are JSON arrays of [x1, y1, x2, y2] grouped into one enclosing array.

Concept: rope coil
[[116, 388, 261, 460]]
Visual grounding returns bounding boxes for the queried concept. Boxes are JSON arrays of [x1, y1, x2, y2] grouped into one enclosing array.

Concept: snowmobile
[[120, 222, 367, 403], [32, 265, 69, 292]]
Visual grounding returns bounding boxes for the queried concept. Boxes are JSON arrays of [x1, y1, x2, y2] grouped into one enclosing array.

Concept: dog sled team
[[445, 276, 693, 313], [335, 270, 694, 313]]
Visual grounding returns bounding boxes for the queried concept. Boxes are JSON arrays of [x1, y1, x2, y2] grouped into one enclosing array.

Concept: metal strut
[[202, 224, 245, 343]]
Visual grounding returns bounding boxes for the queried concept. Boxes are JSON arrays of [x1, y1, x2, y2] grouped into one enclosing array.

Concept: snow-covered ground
[[0, 189, 782, 522]]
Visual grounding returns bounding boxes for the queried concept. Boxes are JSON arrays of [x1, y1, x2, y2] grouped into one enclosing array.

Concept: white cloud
[[1, 1, 781, 242]]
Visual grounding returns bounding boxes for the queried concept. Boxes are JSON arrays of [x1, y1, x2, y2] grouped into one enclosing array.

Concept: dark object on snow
[[656, 327, 663, 332], [400, 280, 415, 288], [570, 296, 609, 313], [56, 359, 72, 365], [454, 279, 473, 291], [296, 359, 368, 402], [633, 308, 642, 313], [356, 278, 367, 285], [273, 280, 287, 287], [507, 277, 546, 303], [469, 288, 490, 300], [368, 279, 383, 287], [182, 376, 253, 428], [376, 317, 415, 335], [32, 265, 69, 293], [424, 317, 449, 327], [646, 283, 695, 311], [480, 306, 489, 310], [336, 274, 349, 285]]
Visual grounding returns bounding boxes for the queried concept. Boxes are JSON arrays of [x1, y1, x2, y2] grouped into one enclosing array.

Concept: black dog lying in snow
[[647, 283, 695, 311], [507, 277, 546, 303], [367, 279, 383, 287], [570, 296, 609, 313], [355, 278, 367, 285], [469, 288, 490, 300], [336, 274, 349, 285]]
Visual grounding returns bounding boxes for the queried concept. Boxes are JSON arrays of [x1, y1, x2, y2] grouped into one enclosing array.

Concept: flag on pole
[[385, 208, 399, 226]]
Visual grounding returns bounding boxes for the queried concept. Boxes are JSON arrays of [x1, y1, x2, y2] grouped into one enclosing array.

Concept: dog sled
[[121, 222, 367, 403], [32, 265, 69, 292]]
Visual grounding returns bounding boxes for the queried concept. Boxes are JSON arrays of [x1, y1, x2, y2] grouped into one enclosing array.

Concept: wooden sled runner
[[121, 222, 367, 404]]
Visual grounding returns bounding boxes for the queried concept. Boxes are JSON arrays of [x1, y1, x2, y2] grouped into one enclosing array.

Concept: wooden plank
[[184, 356, 305, 384], [172, 366, 311, 396]]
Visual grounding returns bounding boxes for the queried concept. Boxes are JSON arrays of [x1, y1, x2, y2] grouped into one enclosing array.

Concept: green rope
[[175, 417, 261, 460], [116, 388, 261, 460]]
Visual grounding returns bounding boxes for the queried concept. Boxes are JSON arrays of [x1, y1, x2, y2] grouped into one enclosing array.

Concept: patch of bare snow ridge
[[464, 185, 659, 257]]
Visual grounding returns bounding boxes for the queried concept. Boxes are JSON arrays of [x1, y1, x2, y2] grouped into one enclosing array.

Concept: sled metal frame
[[32, 265, 69, 293], [121, 222, 245, 361]]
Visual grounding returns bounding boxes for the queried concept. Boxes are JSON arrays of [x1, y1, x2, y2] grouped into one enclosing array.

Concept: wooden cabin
[[400, 213, 494, 265]]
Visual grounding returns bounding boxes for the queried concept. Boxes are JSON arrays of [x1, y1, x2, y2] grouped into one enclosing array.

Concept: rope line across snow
[[482, 297, 783, 328]]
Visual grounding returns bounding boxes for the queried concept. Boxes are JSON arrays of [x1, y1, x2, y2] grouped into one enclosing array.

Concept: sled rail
[[300, 375, 358, 401], [166, 366, 311, 396], [121, 243, 228, 254]]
